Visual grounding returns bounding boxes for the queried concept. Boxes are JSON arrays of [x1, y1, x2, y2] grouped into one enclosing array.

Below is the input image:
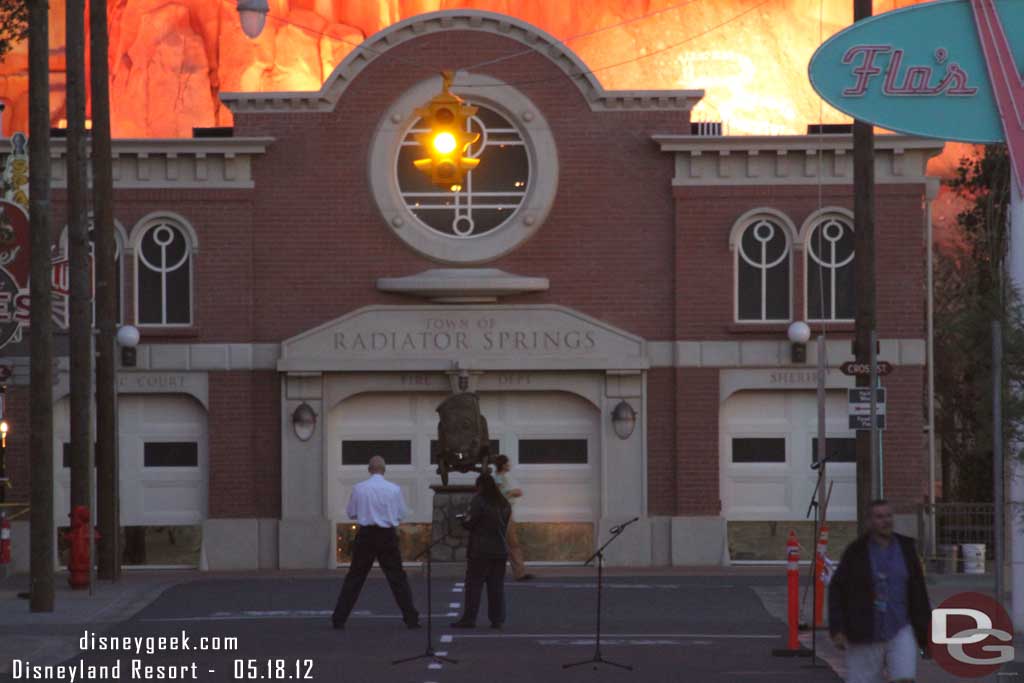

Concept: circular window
[[369, 73, 558, 265], [395, 105, 530, 238]]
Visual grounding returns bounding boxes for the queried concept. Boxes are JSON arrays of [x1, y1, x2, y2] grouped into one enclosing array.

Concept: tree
[[934, 144, 1024, 502], [0, 1, 29, 62]]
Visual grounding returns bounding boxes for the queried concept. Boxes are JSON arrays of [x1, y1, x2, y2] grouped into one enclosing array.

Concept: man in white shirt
[[331, 456, 420, 630]]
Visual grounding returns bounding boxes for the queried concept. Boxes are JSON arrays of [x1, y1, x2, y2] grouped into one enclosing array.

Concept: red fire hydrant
[[65, 505, 99, 589]]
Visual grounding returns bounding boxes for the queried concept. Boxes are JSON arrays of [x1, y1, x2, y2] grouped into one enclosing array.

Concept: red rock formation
[[0, 0, 938, 140]]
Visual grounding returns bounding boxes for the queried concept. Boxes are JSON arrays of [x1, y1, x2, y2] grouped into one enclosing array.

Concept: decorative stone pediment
[[279, 305, 647, 372], [376, 268, 549, 303]]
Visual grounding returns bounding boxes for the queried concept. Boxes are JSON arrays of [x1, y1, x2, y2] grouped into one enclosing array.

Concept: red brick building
[[3, 10, 940, 570]]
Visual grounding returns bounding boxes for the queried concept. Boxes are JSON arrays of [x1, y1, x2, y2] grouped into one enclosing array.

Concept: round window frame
[[369, 72, 559, 265]]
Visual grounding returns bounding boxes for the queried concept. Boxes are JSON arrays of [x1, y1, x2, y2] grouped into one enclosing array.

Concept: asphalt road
[[38, 573, 839, 683]]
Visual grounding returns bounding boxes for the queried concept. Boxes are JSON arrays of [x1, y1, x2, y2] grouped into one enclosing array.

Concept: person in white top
[[331, 456, 420, 630], [493, 454, 534, 581]]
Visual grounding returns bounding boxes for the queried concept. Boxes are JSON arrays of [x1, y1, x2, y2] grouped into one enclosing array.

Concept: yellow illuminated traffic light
[[413, 71, 480, 190]]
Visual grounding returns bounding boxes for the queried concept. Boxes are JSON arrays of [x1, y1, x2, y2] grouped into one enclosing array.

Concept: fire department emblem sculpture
[[435, 392, 491, 486]]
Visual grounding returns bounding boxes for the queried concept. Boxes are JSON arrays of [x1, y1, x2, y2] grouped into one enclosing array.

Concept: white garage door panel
[[721, 390, 856, 521], [329, 392, 600, 526], [53, 395, 208, 527], [727, 477, 790, 517]]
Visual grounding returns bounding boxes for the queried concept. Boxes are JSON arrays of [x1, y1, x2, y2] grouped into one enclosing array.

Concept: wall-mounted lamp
[[292, 402, 318, 442], [611, 400, 637, 440], [237, 0, 269, 38], [787, 320, 811, 364], [116, 324, 140, 367]]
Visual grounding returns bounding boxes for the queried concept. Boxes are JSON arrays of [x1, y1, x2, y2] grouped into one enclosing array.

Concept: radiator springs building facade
[[1, 10, 940, 570]]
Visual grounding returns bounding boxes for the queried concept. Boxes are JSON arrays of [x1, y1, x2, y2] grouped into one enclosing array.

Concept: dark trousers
[[332, 526, 418, 625], [461, 557, 506, 625]]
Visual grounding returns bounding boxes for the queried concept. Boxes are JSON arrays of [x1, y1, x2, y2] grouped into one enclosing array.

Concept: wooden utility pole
[[91, 0, 120, 580], [28, 0, 55, 612], [853, 0, 876, 532], [67, 0, 91, 521]]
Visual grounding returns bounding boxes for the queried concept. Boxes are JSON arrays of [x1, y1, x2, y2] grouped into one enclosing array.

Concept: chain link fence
[[918, 503, 994, 574]]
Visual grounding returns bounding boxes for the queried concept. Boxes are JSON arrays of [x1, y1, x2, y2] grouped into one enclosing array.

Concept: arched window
[[134, 218, 193, 326], [805, 214, 855, 322], [56, 218, 126, 326], [734, 214, 792, 322]]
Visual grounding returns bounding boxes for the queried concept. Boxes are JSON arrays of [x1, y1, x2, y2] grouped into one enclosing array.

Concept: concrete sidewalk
[[755, 573, 1024, 683], [0, 570, 187, 677]]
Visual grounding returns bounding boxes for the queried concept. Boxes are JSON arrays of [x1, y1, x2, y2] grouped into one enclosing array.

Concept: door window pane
[[143, 442, 198, 467], [731, 438, 786, 463], [342, 440, 412, 466], [518, 439, 588, 465]]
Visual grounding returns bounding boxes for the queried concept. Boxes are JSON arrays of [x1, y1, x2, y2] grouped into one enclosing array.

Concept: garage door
[[328, 391, 600, 526], [54, 394, 209, 526], [719, 390, 856, 521]]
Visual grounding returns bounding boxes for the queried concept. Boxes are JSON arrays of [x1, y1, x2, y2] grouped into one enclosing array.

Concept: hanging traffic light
[[413, 71, 480, 191]]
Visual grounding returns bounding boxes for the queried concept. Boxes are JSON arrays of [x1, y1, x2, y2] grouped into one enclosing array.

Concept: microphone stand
[[393, 535, 458, 667], [801, 458, 833, 667], [563, 517, 639, 672]]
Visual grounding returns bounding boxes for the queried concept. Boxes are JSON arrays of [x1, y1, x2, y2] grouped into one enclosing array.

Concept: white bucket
[[961, 543, 986, 574]]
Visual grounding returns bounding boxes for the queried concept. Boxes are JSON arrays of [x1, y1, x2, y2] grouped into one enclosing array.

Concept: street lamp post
[[97, 325, 138, 582]]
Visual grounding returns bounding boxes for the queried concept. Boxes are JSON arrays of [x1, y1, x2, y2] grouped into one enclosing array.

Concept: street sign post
[[848, 388, 886, 431]]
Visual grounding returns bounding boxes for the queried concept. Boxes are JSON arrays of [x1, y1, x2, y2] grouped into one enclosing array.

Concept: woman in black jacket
[[451, 473, 511, 629]]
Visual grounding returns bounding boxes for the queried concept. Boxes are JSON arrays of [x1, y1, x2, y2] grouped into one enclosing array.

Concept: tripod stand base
[[563, 655, 633, 671], [771, 647, 813, 658], [392, 649, 458, 666]]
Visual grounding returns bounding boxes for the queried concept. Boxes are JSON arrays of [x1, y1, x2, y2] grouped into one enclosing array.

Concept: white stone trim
[[0, 137, 274, 190], [654, 134, 943, 187], [370, 73, 558, 264], [797, 206, 855, 245], [220, 10, 703, 114], [4, 338, 925, 381], [376, 268, 549, 302], [728, 207, 798, 251], [645, 339, 927, 368]]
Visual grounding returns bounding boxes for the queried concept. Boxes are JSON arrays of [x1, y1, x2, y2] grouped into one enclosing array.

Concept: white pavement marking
[[449, 602, 461, 609], [142, 611, 455, 622], [446, 633, 779, 639], [451, 587, 463, 593], [504, 583, 735, 589], [435, 651, 447, 656], [446, 612, 458, 617], [440, 635, 453, 643], [428, 663, 442, 670]]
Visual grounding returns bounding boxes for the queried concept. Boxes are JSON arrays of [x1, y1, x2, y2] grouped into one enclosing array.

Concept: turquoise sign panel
[[808, 0, 1024, 143]]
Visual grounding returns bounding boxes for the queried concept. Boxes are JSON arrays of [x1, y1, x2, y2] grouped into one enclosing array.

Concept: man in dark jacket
[[451, 474, 511, 629], [828, 499, 931, 683]]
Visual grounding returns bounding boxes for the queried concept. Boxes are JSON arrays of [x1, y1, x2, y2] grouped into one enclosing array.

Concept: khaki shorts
[[845, 624, 918, 683]]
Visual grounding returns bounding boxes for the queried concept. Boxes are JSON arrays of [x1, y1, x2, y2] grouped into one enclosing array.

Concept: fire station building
[[3, 10, 941, 570]]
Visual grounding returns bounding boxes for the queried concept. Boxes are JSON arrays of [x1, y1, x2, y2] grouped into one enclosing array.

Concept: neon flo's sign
[[840, 46, 978, 97], [808, 0, 1024, 193]]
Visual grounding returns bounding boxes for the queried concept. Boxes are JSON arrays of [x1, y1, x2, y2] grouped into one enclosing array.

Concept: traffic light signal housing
[[413, 71, 480, 191]]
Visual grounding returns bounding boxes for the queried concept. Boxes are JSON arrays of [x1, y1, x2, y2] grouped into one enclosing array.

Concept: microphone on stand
[[610, 517, 640, 534]]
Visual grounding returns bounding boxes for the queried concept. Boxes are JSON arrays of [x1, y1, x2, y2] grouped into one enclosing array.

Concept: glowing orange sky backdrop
[[0, 1, 940, 137], [0, 0, 978, 233]]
